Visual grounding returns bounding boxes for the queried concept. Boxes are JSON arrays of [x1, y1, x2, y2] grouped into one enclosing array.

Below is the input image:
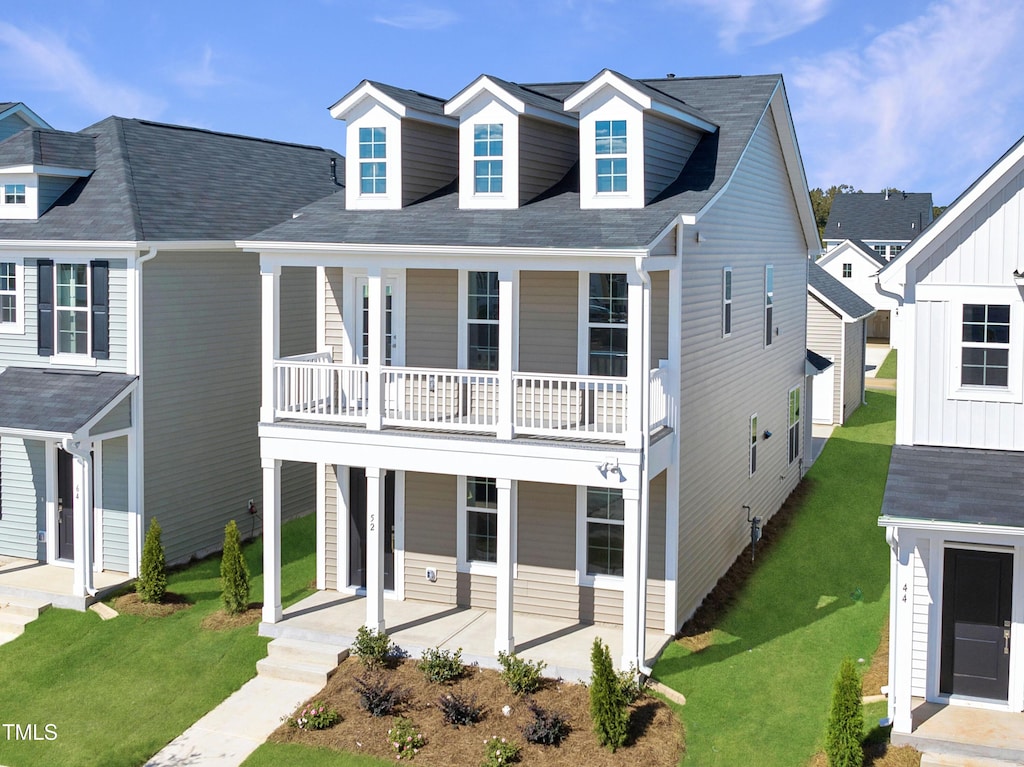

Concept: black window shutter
[[37, 260, 53, 356], [91, 261, 109, 360]]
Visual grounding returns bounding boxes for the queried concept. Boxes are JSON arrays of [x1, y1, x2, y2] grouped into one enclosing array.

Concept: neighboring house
[[806, 261, 874, 425], [878, 133, 1024, 759], [0, 102, 51, 141], [816, 239, 897, 342], [246, 69, 819, 673], [0, 116, 342, 606]]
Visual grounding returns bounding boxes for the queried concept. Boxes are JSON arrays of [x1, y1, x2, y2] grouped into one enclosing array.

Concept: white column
[[316, 462, 326, 590], [625, 276, 647, 449], [497, 270, 518, 440], [367, 269, 385, 431], [262, 458, 282, 623], [71, 448, 94, 597], [620, 487, 641, 670], [365, 466, 385, 632], [891, 530, 915, 733], [260, 264, 281, 423], [495, 478, 515, 655]]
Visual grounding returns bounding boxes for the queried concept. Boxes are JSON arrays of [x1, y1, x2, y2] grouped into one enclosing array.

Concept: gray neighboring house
[[822, 191, 934, 258], [0, 115, 342, 606], [806, 261, 875, 425]]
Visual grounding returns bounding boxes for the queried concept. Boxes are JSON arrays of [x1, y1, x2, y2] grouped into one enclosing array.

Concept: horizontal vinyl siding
[[807, 297, 843, 424], [402, 122, 458, 206], [518, 272, 577, 374], [0, 113, 29, 141], [101, 436, 130, 572], [38, 176, 77, 214], [279, 266, 316, 357], [516, 482, 577, 621], [911, 540, 931, 697], [643, 115, 700, 203], [92, 397, 132, 435], [0, 437, 45, 560], [406, 269, 457, 368], [518, 118, 577, 204], [842, 321, 864, 423], [404, 472, 458, 605], [651, 270, 670, 365], [583, 588, 623, 625], [646, 471, 666, 630], [325, 464, 338, 589], [325, 267, 346, 362]]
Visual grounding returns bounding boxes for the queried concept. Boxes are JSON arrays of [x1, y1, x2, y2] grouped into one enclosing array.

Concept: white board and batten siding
[[807, 297, 843, 425], [519, 118, 577, 205], [643, 115, 701, 204], [673, 104, 809, 625], [401, 122, 458, 206], [101, 436, 130, 572], [911, 538, 931, 697], [0, 436, 46, 560]]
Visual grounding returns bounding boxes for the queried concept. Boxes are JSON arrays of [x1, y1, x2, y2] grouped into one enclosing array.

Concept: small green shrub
[[353, 671, 408, 717], [137, 517, 167, 604], [589, 638, 628, 752], [288, 700, 339, 731], [418, 646, 465, 684], [353, 625, 397, 669], [617, 664, 644, 704], [522, 699, 570, 746], [825, 658, 864, 767], [438, 689, 483, 727], [387, 716, 425, 760], [482, 735, 521, 767], [496, 651, 546, 695], [220, 519, 250, 614]]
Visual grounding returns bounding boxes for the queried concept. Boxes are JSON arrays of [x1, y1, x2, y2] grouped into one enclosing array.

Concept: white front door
[[354, 276, 404, 366], [813, 362, 836, 424]]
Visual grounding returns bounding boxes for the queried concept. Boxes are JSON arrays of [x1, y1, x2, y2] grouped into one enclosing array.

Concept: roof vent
[[666, 73, 676, 79]]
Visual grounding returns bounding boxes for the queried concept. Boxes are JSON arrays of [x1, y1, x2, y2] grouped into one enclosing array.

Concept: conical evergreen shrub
[[825, 658, 864, 767], [220, 519, 250, 614], [137, 517, 167, 604], [589, 637, 629, 751]]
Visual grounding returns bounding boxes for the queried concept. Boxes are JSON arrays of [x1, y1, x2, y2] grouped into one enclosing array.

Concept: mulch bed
[[200, 605, 263, 630], [270, 657, 684, 766], [112, 592, 192, 617]]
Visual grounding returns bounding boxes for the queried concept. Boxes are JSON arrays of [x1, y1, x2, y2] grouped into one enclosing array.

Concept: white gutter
[[633, 254, 653, 677], [131, 247, 159, 573]]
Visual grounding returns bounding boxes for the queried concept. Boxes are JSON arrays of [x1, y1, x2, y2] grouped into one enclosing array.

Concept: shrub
[[589, 638, 628, 752], [137, 518, 167, 604], [220, 519, 250, 614], [353, 671, 408, 717], [617, 664, 644, 704], [496, 651, 546, 695], [288, 700, 339, 731], [387, 716, 425, 760], [418, 646, 465, 684], [482, 735, 521, 767], [353, 625, 397, 669], [521, 699, 570, 746], [438, 689, 483, 727], [825, 658, 864, 767]]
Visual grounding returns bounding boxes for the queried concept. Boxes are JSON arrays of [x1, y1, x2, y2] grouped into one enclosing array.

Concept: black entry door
[[57, 449, 75, 560], [348, 468, 395, 591], [940, 548, 1013, 699]]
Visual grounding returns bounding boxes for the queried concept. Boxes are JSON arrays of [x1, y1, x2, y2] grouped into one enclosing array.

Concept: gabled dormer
[[329, 80, 457, 211], [444, 75, 577, 210], [564, 70, 717, 209], [0, 129, 94, 220], [0, 102, 52, 141]]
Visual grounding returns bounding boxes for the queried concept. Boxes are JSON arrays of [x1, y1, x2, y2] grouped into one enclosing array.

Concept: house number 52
[[370, 513, 376, 532]]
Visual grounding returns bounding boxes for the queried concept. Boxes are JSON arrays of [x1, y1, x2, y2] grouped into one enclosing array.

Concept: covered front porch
[[259, 589, 670, 683], [0, 556, 132, 610], [892, 699, 1024, 764]]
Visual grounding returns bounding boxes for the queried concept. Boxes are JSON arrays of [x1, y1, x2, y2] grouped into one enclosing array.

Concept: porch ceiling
[[0, 367, 135, 436]]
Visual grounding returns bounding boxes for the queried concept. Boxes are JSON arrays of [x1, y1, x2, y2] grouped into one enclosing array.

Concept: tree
[[220, 519, 250, 614], [137, 517, 167, 604], [825, 658, 864, 767], [809, 184, 858, 243], [589, 638, 629, 751]]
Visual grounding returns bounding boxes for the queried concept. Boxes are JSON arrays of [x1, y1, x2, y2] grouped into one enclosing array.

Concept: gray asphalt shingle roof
[[472, 75, 566, 113], [823, 192, 933, 242], [808, 261, 875, 320], [0, 128, 96, 169], [363, 81, 449, 116], [251, 74, 781, 249], [0, 367, 136, 435], [881, 445, 1024, 528]]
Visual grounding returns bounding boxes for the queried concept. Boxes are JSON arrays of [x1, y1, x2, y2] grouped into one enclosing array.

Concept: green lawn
[[653, 390, 895, 766], [0, 513, 317, 767], [876, 349, 897, 379], [243, 742, 392, 766]]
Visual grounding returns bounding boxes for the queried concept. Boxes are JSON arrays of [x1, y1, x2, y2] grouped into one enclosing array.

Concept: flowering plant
[[388, 716, 425, 760], [288, 700, 339, 731], [482, 734, 522, 766]]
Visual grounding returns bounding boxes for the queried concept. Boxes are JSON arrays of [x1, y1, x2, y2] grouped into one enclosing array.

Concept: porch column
[[316, 462, 326, 590], [262, 458, 282, 623], [890, 529, 915, 733], [365, 466, 386, 633], [366, 268, 385, 431], [71, 447, 94, 597], [497, 270, 518, 441], [495, 478, 515, 655], [625, 275, 647, 450], [620, 486, 641, 670], [260, 264, 281, 424]]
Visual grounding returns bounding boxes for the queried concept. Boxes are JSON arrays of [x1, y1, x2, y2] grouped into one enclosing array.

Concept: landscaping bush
[[482, 735, 521, 766], [353, 625, 397, 669], [522, 699, 570, 746], [288, 700, 339, 731], [220, 519, 250, 614], [589, 638, 629, 752], [353, 671, 408, 717], [617, 663, 644, 704], [387, 716, 425, 760], [438, 689, 483, 727], [825, 658, 864, 767], [137, 517, 167, 604], [496, 651, 546, 695], [418, 646, 465, 684]]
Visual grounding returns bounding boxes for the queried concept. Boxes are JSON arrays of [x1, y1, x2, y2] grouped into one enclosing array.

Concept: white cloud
[[0, 21, 165, 119], [668, 0, 831, 50], [790, 0, 1024, 202], [173, 45, 231, 91], [373, 5, 459, 30]]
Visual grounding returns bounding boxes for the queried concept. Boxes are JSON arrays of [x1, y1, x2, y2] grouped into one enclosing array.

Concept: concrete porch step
[[256, 638, 349, 687], [0, 597, 51, 646], [921, 753, 1024, 767]]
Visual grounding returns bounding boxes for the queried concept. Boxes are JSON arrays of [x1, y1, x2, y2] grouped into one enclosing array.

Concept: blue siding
[[0, 436, 46, 560], [101, 436, 130, 572]]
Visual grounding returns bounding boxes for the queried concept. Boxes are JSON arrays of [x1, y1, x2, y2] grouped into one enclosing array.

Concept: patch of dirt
[[862, 617, 889, 697], [112, 592, 192, 617], [808, 743, 921, 767], [270, 657, 684, 767], [200, 605, 263, 630]]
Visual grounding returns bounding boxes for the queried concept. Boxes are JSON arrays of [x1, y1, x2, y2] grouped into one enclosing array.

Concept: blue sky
[[3, 0, 1022, 205]]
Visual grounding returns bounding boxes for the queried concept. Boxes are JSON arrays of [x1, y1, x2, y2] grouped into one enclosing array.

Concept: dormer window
[[358, 127, 387, 195], [595, 120, 627, 193], [4, 184, 25, 204], [473, 124, 503, 194]]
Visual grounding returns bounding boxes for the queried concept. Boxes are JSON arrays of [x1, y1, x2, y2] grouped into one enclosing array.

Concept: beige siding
[[325, 464, 338, 589], [403, 472, 458, 604], [279, 266, 316, 357], [650, 270, 670, 365], [643, 115, 701, 203], [406, 270, 458, 368], [582, 588, 624, 625], [842, 320, 865, 423], [807, 296, 843, 424], [519, 118, 578, 204], [518, 272, 578, 374], [402, 122, 458, 206], [325, 267, 346, 362], [516, 482, 577, 620], [646, 472, 667, 630]]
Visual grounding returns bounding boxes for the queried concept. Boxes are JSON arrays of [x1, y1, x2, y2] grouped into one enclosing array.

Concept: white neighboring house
[[246, 69, 820, 675], [816, 239, 900, 344], [878, 133, 1024, 760]]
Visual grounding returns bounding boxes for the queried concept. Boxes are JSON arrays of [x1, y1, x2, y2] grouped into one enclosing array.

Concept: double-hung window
[[764, 264, 774, 347], [722, 267, 732, 337], [358, 127, 387, 195], [749, 414, 758, 476], [842, 263, 852, 278], [4, 184, 25, 205], [588, 273, 627, 376], [595, 120, 627, 193], [585, 487, 624, 577], [37, 259, 108, 360], [961, 304, 1010, 387], [473, 124, 503, 194], [0, 261, 18, 329], [467, 271, 499, 370], [56, 263, 90, 355], [465, 477, 498, 564], [788, 387, 800, 463]]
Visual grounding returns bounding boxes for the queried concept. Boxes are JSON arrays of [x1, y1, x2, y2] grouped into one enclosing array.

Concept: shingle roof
[[848, 239, 887, 266], [823, 192, 933, 242], [0, 119, 343, 241], [808, 261, 875, 320], [0, 367, 136, 435], [880, 445, 1024, 528], [574, 70, 718, 129], [0, 128, 95, 169], [475, 75, 566, 113], [806, 348, 834, 372], [364, 81, 448, 116], [0, 103, 15, 113], [251, 74, 782, 250]]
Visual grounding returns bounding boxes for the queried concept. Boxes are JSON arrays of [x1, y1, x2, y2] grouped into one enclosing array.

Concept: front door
[[940, 548, 1013, 700], [348, 468, 396, 591], [355, 277, 400, 366], [57, 448, 75, 560]]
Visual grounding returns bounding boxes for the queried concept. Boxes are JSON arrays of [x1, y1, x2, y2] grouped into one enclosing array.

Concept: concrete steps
[[256, 637, 348, 687], [0, 597, 51, 646], [921, 753, 1024, 767]]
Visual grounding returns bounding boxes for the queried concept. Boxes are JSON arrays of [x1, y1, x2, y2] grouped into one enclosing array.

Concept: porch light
[[1013, 269, 1024, 286]]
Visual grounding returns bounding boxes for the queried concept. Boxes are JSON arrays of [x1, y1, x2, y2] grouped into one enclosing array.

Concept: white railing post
[[261, 264, 281, 423]]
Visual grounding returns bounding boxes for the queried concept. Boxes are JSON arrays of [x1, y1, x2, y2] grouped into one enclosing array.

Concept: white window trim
[[578, 272, 628, 376], [764, 264, 774, 348], [0, 257, 25, 335], [2, 183, 26, 205], [472, 123, 504, 196], [722, 266, 732, 338], [594, 119, 628, 195], [459, 270, 499, 371], [788, 385, 801, 464], [946, 297, 1023, 404], [749, 413, 758, 477], [574, 486, 625, 591], [50, 258, 95, 366], [357, 127, 388, 197], [456, 475, 498, 576]]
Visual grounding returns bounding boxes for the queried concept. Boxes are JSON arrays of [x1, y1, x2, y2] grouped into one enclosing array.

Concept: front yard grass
[[876, 349, 897, 379], [653, 390, 896, 766], [0, 512, 317, 767]]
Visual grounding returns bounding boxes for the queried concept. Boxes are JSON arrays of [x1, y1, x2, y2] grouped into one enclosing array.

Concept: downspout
[[634, 255, 653, 677], [132, 248, 159, 573]]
